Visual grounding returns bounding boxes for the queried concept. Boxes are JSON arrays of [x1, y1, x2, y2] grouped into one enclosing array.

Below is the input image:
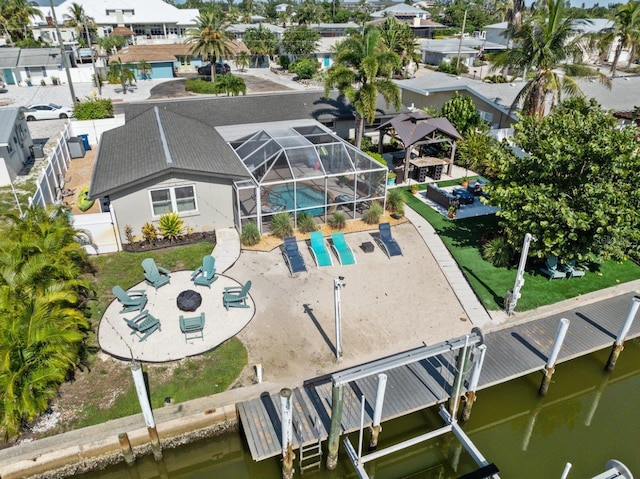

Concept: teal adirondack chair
[[142, 258, 171, 289], [112, 285, 147, 313], [179, 313, 206, 341], [564, 260, 586, 279], [539, 256, 566, 280], [330, 232, 356, 266], [123, 310, 161, 342], [223, 281, 252, 310], [191, 255, 217, 288], [308, 231, 333, 267]]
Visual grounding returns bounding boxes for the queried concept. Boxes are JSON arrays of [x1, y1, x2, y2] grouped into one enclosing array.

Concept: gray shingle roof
[[17, 48, 65, 68], [0, 48, 20, 69], [90, 107, 250, 198], [123, 91, 405, 127]]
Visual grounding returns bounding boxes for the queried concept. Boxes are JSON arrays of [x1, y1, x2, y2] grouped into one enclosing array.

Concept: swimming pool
[[267, 184, 327, 216]]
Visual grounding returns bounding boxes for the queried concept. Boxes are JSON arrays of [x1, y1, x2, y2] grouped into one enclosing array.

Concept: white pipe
[[279, 388, 293, 457], [255, 363, 263, 384], [357, 394, 365, 462], [560, 462, 572, 479], [615, 296, 640, 346], [547, 318, 570, 368], [451, 335, 470, 420], [131, 362, 155, 429], [468, 345, 487, 392], [372, 374, 388, 427]]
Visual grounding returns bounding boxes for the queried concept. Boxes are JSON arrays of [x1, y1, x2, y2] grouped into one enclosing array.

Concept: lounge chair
[[376, 222, 403, 258], [330, 232, 356, 266], [308, 231, 333, 267], [223, 281, 252, 310], [539, 256, 566, 280], [123, 310, 161, 342], [179, 313, 205, 341], [112, 285, 147, 313], [564, 260, 586, 279], [282, 237, 307, 275], [191, 255, 217, 287], [142, 258, 171, 289]]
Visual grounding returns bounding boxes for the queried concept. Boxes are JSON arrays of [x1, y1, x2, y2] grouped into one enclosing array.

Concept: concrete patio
[[98, 271, 254, 362]]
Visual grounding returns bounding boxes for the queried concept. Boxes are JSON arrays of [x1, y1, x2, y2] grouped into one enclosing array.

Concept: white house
[[31, 0, 199, 46], [0, 107, 34, 187], [371, 4, 430, 20], [0, 47, 74, 86]]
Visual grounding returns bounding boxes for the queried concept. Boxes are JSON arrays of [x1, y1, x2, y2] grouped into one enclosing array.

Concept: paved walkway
[[405, 207, 493, 326], [212, 228, 241, 273]]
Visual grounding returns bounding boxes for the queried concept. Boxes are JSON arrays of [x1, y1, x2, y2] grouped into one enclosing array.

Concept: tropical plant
[[281, 25, 320, 58], [487, 97, 640, 262], [158, 212, 183, 242], [293, 58, 319, 79], [491, 0, 611, 119], [185, 10, 235, 78], [271, 212, 293, 238], [599, 1, 640, 75], [296, 213, 317, 233], [241, 221, 261, 246], [482, 235, 514, 267], [212, 73, 246, 96], [328, 211, 347, 229], [235, 50, 251, 71], [324, 28, 401, 148], [141, 222, 158, 243], [386, 188, 405, 215], [378, 17, 421, 76], [363, 202, 383, 224], [107, 58, 136, 94], [97, 35, 127, 53], [63, 2, 95, 47], [0, 0, 43, 45], [124, 224, 135, 244], [441, 92, 487, 137], [243, 24, 278, 67], [457, 131, 500, 180], [137, 60, 153, 80], [73, 97, 114, 120]]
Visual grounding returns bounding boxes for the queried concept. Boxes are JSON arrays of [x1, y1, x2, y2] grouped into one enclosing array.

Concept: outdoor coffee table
[[176, 290, 202, 312]]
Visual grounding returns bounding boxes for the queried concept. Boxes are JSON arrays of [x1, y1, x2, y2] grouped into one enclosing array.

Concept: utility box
[[67, 137, 86, 158]]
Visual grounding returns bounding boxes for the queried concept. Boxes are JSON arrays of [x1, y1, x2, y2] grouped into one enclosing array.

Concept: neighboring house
[[0, 47, 74, 86], [108, 45, 201, 77], [309, 23, 362, 37], [31, 0, 199, 46], [228, 23, 284, 41], [368, 5, 445, 39], [90, 91, 403, 242], [275, 4, 290, 13], [418, 38, 506, 67], [312, 37, 344, 68], [0, 108, 33, 187], [370, 4, 430, 20]]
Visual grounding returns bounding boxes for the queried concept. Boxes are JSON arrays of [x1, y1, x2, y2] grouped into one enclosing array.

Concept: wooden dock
[[237, 292, 640, 461]]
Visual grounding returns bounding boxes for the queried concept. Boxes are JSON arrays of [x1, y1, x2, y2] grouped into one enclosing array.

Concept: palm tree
[[378, 17, 421, 77], [324, 28, 401, 148], [107, 58, 137, 94], [603, 1, 640, 76], [235, 50, 251, 71], [63, 2, 95, 47], [186, 10, 235, 79], [137, 59, 153, 80], [213, 73, 247, 96], [0, 0, 43, 45], [491, 0, 611, 119]]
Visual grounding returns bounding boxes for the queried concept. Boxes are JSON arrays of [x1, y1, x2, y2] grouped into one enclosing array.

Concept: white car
[[24, 103, 74, 121]]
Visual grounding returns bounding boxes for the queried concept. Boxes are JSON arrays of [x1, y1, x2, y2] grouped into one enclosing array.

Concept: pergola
[[377, 111, 462, 182]]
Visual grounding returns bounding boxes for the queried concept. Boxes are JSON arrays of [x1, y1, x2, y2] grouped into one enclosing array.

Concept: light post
[[455, 5, 469, 71], [83, 22, 101, 95], [334, 276, 346, 360], [505, 233, 536, 316], [48, 0, 77, 104]]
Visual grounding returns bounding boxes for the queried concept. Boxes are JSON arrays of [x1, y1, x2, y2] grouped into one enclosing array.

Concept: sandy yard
[[61, 147, 100, 215]]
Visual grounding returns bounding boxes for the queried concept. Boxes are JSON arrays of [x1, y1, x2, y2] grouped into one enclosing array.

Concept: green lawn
[[403, 185, 640, 312]]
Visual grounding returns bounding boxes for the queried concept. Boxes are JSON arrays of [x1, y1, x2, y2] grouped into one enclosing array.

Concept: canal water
[[79, 340, 640, 478]]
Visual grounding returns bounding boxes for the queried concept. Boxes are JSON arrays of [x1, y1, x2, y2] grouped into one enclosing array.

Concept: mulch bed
[[123, 232, 215, 252]]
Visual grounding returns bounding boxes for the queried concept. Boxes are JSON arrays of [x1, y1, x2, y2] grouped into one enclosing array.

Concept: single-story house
[[228, 23, 284, 41], [418, 38, 507, 68], [108, 44, 198, 77], [0, 108, 34, 186], [91, 91, 403, 242], [310, 23, 362, 37], [0, 47, 75, 86], [368, 6, 445, 39]]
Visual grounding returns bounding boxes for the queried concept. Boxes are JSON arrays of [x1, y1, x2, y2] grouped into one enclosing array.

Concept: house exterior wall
[[401, 88, 514, 129], [15, 66, 68, 85], [0, 116, 33, 186], [109, 173, 236, 243], [135, 61, 174, 79], [485, 27, 508, 46]]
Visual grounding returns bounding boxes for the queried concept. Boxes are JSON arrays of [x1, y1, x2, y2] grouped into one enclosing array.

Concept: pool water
[[267, 184, 326, 216]]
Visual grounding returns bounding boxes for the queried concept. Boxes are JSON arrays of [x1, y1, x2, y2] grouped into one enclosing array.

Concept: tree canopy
[[281, 25, 320, 58], [488, 97, 640, 263]]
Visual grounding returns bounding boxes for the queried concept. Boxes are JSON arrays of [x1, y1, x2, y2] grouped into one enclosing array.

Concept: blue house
[[107, 44, 202, 79]]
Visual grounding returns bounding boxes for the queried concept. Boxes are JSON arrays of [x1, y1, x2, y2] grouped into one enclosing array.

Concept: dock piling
[[539, 318, 570, 396], [461, 345, 487, 422], [605, 296, 640, 371], [130, 362, 162, 461], [369, 374, 387, 450], [279, 388, 295, 479], [449, 335, 470, 418], [118, 432, 135, 466], [326, 384, 344, 470]]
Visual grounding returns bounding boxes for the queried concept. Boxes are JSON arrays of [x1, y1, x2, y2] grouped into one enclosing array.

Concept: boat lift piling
[[279, 388, 294, 479], [369, 374, 388, 450], [130, 362, 162, 461], [461, 344, 487, 422], [539, 318, 570, 396], [326, 384, 344, 470], [605, 296, 640, 371], [449, 335, 471, 418]]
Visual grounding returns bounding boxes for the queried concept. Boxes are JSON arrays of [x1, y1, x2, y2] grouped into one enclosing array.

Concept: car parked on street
[[24, 103, 74, 121], [197, 62, 231, 76]]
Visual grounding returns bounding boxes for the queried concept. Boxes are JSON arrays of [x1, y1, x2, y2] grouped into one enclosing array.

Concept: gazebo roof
[[111, 26, 135, 36], [378, 112, 462, 147]]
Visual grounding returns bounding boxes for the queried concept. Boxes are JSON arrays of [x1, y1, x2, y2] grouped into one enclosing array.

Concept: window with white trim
[[149, 185, 197, 216]]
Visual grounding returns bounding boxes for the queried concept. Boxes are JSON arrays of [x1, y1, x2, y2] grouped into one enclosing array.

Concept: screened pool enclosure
[[232, 124, 388, 234]]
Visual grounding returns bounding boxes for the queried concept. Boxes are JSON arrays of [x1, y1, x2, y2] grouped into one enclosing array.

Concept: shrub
[[185, 78, 217, 94], [328, 211, 347, 229], [296, 212, 317, 233], [363, 202, 383, 224], [293, 58, 319, 80], [437, 61, 468, 75], [483, 74, 509, 84], [367, 151, 386, 166], [482, 236, 514, 267], [73, 97, 114, 120], [271, 212, 293, 238], [241, 221, 261, 246], [278, 55, 291, 70], [386, 188, 404, 215], [158, 212, 183, 242], [141, 222, 157, 243], [124, 224, 135, 244]]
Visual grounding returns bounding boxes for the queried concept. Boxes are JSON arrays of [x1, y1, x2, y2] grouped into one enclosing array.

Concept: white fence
[[29, 123, 121, 255], [71, 116, 125, 146]]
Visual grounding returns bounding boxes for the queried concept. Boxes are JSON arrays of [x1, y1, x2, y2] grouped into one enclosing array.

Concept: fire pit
[[176, 290, 202, 312]]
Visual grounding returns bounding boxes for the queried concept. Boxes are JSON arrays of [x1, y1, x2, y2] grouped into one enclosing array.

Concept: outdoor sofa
[[426, 184, 460, 210]]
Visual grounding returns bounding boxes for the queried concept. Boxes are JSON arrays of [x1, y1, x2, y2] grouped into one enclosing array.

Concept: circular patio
[[98, 271, 255, 362]]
